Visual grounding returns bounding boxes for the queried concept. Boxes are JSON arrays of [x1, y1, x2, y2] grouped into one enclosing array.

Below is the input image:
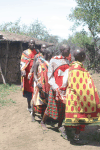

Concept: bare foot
[[31, 113, 35, 122], [58, 126, 67, 140], [40, 120, 48, 131]]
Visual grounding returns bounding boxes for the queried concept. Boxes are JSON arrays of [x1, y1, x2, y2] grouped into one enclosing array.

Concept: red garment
[[20, 49, 37, 93], [54, 64, 69, 90], [67, 53, 71, 61]]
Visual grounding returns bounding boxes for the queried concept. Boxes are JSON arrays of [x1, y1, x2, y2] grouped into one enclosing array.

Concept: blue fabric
[[23, 91, 32, 101]]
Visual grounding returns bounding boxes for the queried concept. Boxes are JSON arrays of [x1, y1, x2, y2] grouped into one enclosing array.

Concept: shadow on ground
[[32, 113, 100, 146]]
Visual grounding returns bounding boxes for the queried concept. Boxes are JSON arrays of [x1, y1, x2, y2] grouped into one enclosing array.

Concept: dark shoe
[[58, 126, 67, 140]]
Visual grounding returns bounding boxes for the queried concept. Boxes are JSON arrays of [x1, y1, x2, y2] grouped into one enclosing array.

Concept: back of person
[[41, 45, 71, 139], [31, 48, 53, 121], [64, 49, 100, 143]]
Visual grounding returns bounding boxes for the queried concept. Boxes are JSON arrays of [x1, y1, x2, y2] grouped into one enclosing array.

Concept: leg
[[74, 125, 85, 140], [40, 113, 48, 131], [58, 118, 63, 128], [58, 103, 67, 140], [74, 128, 80, 141], [58, 125, 68, 140], [73, 125, 88, 144], [27, 96, 32, 113], [31, 103, 35, 122], [27, 97, 31, 109]]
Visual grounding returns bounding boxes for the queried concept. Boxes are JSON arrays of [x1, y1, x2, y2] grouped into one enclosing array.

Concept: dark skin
[[60, 46, 70, 57], [74, 49, 86, 62], [28, 40, 35, 50], [40, 44, 47, 55]]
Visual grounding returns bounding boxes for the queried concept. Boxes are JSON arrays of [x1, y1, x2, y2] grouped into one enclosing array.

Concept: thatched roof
[[0, 31, 54, 46]]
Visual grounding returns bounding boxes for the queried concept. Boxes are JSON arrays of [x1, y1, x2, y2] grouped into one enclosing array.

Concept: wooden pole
[[0, 64, 6, 85], [5, 41, 9, 82]]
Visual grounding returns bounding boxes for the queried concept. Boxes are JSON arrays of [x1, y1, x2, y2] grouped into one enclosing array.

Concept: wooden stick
[[0, 64, 6, 85]]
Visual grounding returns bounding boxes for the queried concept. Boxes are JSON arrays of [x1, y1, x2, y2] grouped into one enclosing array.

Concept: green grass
[[0, 84, 20, 107]]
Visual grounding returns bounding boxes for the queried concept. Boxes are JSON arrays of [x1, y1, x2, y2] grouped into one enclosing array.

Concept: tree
[[71, 30, 92, 48], [46, 35, 59, 44], [0, 19, 59, 43], [68, 0, 100, 71], [0, 18, 29, 34], [27, 19, 50, 41], [68, 0, 100, 44]]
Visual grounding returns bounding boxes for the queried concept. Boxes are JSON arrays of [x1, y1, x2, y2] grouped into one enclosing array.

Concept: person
[[40, 45, 71, 139], [20, 40, 37, 112], [64, 49, 100, 143], [33, 44, 47, 64], [29, 48, 53, 121]]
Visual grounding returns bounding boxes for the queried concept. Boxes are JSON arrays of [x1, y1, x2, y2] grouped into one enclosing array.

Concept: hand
[[37, 83, 42, 90], [28, 73, 32, 80], [21, 70, 26, 77]]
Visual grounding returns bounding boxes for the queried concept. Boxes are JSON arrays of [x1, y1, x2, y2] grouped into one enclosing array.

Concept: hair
[[28, 40, 35, 47], [60, 45, 70, 53], [44, 47, 53, 60], [41, 44, 47, 48], [74, 49, 86, 62]]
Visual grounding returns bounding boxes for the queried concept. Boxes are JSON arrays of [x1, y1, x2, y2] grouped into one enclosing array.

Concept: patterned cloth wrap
[[20, 49, 37, 96], [32, 56, 50, 114], [45, 55, 70, 120], [65, 61, 100, 127]]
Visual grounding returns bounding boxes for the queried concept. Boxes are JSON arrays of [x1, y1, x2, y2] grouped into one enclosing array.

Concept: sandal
[[73, 134, 88, 145], [27, 108, 32, 112], [40, 120, 48, 131], [58, 126, 67, 140]]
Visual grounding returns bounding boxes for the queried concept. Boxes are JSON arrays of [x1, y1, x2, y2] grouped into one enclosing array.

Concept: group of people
[[20, 39, 100, 144]]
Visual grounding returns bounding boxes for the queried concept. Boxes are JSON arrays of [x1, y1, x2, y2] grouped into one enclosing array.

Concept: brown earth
[[0, 73, 100, 150]]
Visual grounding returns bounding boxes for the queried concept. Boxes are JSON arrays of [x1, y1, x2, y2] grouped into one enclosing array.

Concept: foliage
[[45, 35, 59, 44], [85, 44, 100, 72], [68, 0, 100, 71], [0, 84, 20, 107], [27, 19, 50, 40], [0, 18, 22, 34], [0, 18, 59, 44], [63, 30, 92, 51], [71, 30, 92, 48], [68, 0, 100, 41]]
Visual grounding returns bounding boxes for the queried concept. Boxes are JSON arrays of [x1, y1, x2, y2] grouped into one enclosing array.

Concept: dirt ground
[[0, 73, 100, 150]]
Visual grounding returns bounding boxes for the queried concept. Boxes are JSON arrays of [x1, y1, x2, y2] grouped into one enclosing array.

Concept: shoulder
[[22, 49, 28, 54]]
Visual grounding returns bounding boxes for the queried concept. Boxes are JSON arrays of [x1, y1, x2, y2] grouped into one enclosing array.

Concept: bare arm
[[48, 59, 59, 90], [34, 61, 39, 82], [28, 55, 37, 80]]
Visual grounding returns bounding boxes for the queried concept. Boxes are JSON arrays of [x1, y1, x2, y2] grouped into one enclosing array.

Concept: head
[[60, 45, 70, 57], [40, 44, 47, 55], [73, 49, 86, 62], [28, 40, 35, 50], [44, 48, 53, 61]]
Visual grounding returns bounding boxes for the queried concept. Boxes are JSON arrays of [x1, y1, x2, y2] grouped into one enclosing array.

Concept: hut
[[0, 31, 53, 84]]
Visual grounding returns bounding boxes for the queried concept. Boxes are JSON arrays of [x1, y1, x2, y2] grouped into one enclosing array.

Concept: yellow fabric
[[65, 61, 100, 126]]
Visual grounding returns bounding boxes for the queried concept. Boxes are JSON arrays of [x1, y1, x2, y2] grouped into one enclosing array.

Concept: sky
[[0, 0, 86, 39]]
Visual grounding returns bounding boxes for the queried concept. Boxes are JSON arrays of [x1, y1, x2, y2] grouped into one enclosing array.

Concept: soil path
[[0, 74, 100, 150]]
